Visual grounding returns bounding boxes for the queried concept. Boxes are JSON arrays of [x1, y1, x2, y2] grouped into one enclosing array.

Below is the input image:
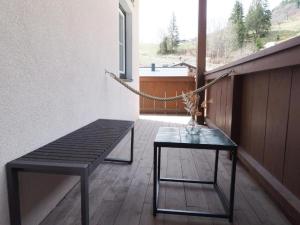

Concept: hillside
[[139, 41, 197, 67], [139, 1, 300, 69], [271, 2, 300, 40]]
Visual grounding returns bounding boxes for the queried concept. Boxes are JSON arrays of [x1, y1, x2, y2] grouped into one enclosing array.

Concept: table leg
[[229, 150, 237, 222], [153, 146, 157, 216], [214, 150, 219, 185], [158, 147, 161, 181], [81, 170, 89, 225], [6, 166, 21, 225]]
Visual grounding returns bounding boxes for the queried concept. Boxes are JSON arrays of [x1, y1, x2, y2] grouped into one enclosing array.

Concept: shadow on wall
[[19, 173, 78, 225]]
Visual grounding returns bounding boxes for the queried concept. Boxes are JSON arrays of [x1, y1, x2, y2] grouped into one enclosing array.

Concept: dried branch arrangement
[[182, 92, 213, 134], [182, 92, 202, 122]]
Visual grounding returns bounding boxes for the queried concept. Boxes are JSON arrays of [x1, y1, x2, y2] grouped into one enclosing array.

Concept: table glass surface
[[154, 127, 237, 149]]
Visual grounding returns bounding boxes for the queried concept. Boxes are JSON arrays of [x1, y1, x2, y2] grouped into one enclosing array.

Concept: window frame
[[119, 6, 127, 79]]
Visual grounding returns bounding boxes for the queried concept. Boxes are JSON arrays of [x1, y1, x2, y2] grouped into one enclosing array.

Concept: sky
[[139, 0, 282, 43]]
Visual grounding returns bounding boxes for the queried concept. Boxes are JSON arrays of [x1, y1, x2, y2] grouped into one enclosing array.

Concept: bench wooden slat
[[19, 157, 93, 165]]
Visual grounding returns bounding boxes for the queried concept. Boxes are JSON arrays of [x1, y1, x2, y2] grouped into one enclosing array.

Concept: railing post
[[196, 0, 207, 124]]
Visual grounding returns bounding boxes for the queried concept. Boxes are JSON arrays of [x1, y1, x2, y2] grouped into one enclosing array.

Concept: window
[[119, 7, 126, 77], [118, 1, 133, 80]]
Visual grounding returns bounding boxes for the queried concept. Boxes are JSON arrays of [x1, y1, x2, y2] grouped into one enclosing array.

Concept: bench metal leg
[[6, 166, 21, 225], [104, 127, 134, 164], [81, 170, 89, 225]]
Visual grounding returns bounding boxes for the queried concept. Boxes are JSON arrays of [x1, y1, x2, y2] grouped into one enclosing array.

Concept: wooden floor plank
[[113, 121, 159, 225]]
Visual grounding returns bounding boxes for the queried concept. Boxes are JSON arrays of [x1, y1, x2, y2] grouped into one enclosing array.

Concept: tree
[[245, 0, 272, 45], [158, 13, 180, 55], [229, 1, 246, 48], [168, 13, 180, 53], [158, 36, 171, 55], [281, 0, 300, 7]]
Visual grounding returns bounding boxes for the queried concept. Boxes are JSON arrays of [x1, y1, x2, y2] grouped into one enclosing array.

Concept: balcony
[[2, 1, 300, 225]]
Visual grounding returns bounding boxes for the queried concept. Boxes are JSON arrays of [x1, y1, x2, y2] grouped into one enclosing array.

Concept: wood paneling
[[205, 45, 300, 225], [219, 79, 228, 130], [231, 76, 242, 143], [225, 77, 234, 135], [250, 72, 270, 164], [206, 81, 217, 123], [240, 75, 253, 155], [284, 66, 300, 199], [264, 68, 292, 181], [206, 77, 234, 136], [215, 80, 223, 129], [139, 76, 195, 114]]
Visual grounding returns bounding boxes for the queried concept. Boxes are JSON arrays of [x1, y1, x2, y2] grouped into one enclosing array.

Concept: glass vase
[[185, 118, 201, 135]]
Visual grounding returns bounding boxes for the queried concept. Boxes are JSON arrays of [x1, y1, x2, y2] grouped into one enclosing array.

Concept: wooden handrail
[[205, 36, 300, 79]]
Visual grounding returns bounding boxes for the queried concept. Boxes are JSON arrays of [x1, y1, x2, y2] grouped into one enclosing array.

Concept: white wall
[[0, 0, 139, 224]]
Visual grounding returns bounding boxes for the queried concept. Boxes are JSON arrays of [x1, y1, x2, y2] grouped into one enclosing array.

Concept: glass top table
[[154, 127, 237, 150], [153, 126, 238, 222]]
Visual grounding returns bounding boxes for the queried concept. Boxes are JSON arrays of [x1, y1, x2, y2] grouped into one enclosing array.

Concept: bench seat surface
[[10, 119, 134, 173]]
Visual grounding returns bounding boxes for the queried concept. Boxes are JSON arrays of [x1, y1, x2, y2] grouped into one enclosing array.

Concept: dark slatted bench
[[6, 119, 134, 225]]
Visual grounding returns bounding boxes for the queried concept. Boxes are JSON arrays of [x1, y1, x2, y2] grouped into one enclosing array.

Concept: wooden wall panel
[[225, 78, 233, 136], [250, 72, 270, 164], [206, 84, 212, 120], [264, 68, 292, 181], [205, 42, 300, 224], [140, 76, 195, 114], [214, 82, 222, 127], [284, 66, 300, 199], [215, 82, 221, 125], [221, 79, 228, 131], [240, 76, 253, 155], [207, 82, 217, 123], [206, 76, 237, 137]]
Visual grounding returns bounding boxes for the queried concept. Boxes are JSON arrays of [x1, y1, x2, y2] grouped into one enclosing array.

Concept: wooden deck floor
[[41, 119, 291, 225]]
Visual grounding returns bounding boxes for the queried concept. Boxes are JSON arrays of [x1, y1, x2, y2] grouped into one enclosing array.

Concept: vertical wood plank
[[264, 68, 292, 182], [250, 72, 270, 164], [207, 82, 217, 124], [219, 79, 228, 131], [215, 82, 223, 128], [240, 75, 254, 155], [225, 77, 233, 136], [283, 66, 300, 199], [231, 76, 242, 143]]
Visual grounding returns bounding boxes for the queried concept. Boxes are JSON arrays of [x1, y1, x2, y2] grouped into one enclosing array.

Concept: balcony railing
[[205, 36, 300, 225]]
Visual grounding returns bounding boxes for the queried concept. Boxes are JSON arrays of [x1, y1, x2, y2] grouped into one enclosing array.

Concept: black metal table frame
[[6, 127, 134, 225], [153, 144, 237, 222]]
